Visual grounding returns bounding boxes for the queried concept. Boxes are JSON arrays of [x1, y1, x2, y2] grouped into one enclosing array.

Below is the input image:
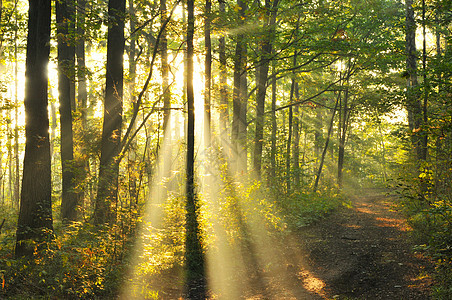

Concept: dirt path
[[154, 189, 434, 299], [280, 189, 433, 299]]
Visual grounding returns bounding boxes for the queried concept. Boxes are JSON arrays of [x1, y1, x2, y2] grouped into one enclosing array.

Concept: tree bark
[[14, 14, 20, 205], [253, 0, 279, 178], [231, 0, 247, 174], [57, 0, 78, 222], [93, 0, 125, 225], [218, 0, 228, 138], [313, 95, 340, 193], [337, 86, 349, 189], [160, 0, 171, 143], [186, 0, 206, 297], [16, 0, 53, 257], [286, 106, 292, 192], [204, 0, 212, 147], [128, 0, 139, 203], [270, 56, 277, 181], [405, 0, 424, 162], [293, 82, 300, 188], [421, 0, 428, 161], [75, 0, 90, 211]]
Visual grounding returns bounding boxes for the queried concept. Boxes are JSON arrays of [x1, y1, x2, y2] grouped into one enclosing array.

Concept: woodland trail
[[272, 189, 434, 300], [156, 189, 434, 299]]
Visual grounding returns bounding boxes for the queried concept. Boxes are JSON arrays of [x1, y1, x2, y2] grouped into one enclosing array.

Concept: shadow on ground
[[279, 189, 433, 300]]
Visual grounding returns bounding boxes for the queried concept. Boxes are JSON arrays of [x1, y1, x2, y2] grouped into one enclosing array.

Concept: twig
[[0, 219, 5, 234]]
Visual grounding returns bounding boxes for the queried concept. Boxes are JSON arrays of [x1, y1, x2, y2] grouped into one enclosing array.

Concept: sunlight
[[119, 51, 206, 299], [120, 110, 186, 299], [196, 135, 329, 299]]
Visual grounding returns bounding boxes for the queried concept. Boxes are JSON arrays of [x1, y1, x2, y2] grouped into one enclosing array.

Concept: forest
[[0, 0, 451, 298]]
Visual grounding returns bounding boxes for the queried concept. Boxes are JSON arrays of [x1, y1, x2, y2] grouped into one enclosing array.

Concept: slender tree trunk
[[253, 0, 279, 178], [238, 49, 247, 172], [75, 0, 90, 212], [186, 0, 206, 297], [313, 95, 340, 193], [286, 79, 295, 193], [160, 0, 171, 143], [293, 82, 300, 188], [8, 105, 12, 202], [16, 0, 53, 257], [94, 0, 125, 225], [57, 0, 78, 222], [405, 0, 424, 162], [204, 0, 212, 147], [421, 0, 428, 161], [76, 0, 88, 128], [159, 0, 173, 197], [337, 87, 349, 189], [14, 13, 20, 206], [231, 6, 244, 173], [286, 107, 292, 192], [218, 0, 228, 138], [128, 0, 139, 203], [314, 101, 323, 160], [270, 56, 277, 181]]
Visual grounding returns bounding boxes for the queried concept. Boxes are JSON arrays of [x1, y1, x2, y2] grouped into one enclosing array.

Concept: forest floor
[[257, 188, 435, 299], [156, 189, 435, 299]]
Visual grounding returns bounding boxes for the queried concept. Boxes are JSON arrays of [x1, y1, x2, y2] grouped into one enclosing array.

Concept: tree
[[93, 0, 125, 225], [75, 0, 90, 211], [253, 0, 279, 178], [160, 0, 170, 143], [231, 0, 247, 174], [185, 0, 206, 297], [15, 0, 53, 257], [57, 0, 78, 222], [405, 0, 425, 163], [218, 0, 228, 138], [204, 0, 212, 147], [292, 82, 300, 187]]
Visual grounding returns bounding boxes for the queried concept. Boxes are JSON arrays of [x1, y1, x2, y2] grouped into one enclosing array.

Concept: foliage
[[0, 206, 141, 299], [277, 189, 345, 229], [394, 174, 452, 299]]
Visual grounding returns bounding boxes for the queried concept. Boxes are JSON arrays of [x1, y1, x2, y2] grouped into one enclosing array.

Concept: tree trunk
[[93, 0, 125, 225], [15, 0, 53, 257], [238, 49, 247, 172], [405, 0, 424, 162], [293, 82, 300, 188], [160, 0, 170, 143], [231, 0, 247, 174], [286, 79, 295, 193], [286, 107, 292, 193], [421, 0, 428, 161], [75, 0, 90, 213], [253, 0, 279, 178], [313, 95, 340, 193], [186, 0, 206, 296], [14, 16, 20, 206], [270, 56, 277, 181], [337, 87, 349, 189], [204, 0, 212, 147], [57, 0, 78, 222], [218, 0, 228, 138], [128, 0, 139, 203]]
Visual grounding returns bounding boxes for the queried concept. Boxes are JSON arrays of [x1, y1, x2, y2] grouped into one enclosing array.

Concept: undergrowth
[[394, 178, 452, 300], [0, 177, 344, 299]]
